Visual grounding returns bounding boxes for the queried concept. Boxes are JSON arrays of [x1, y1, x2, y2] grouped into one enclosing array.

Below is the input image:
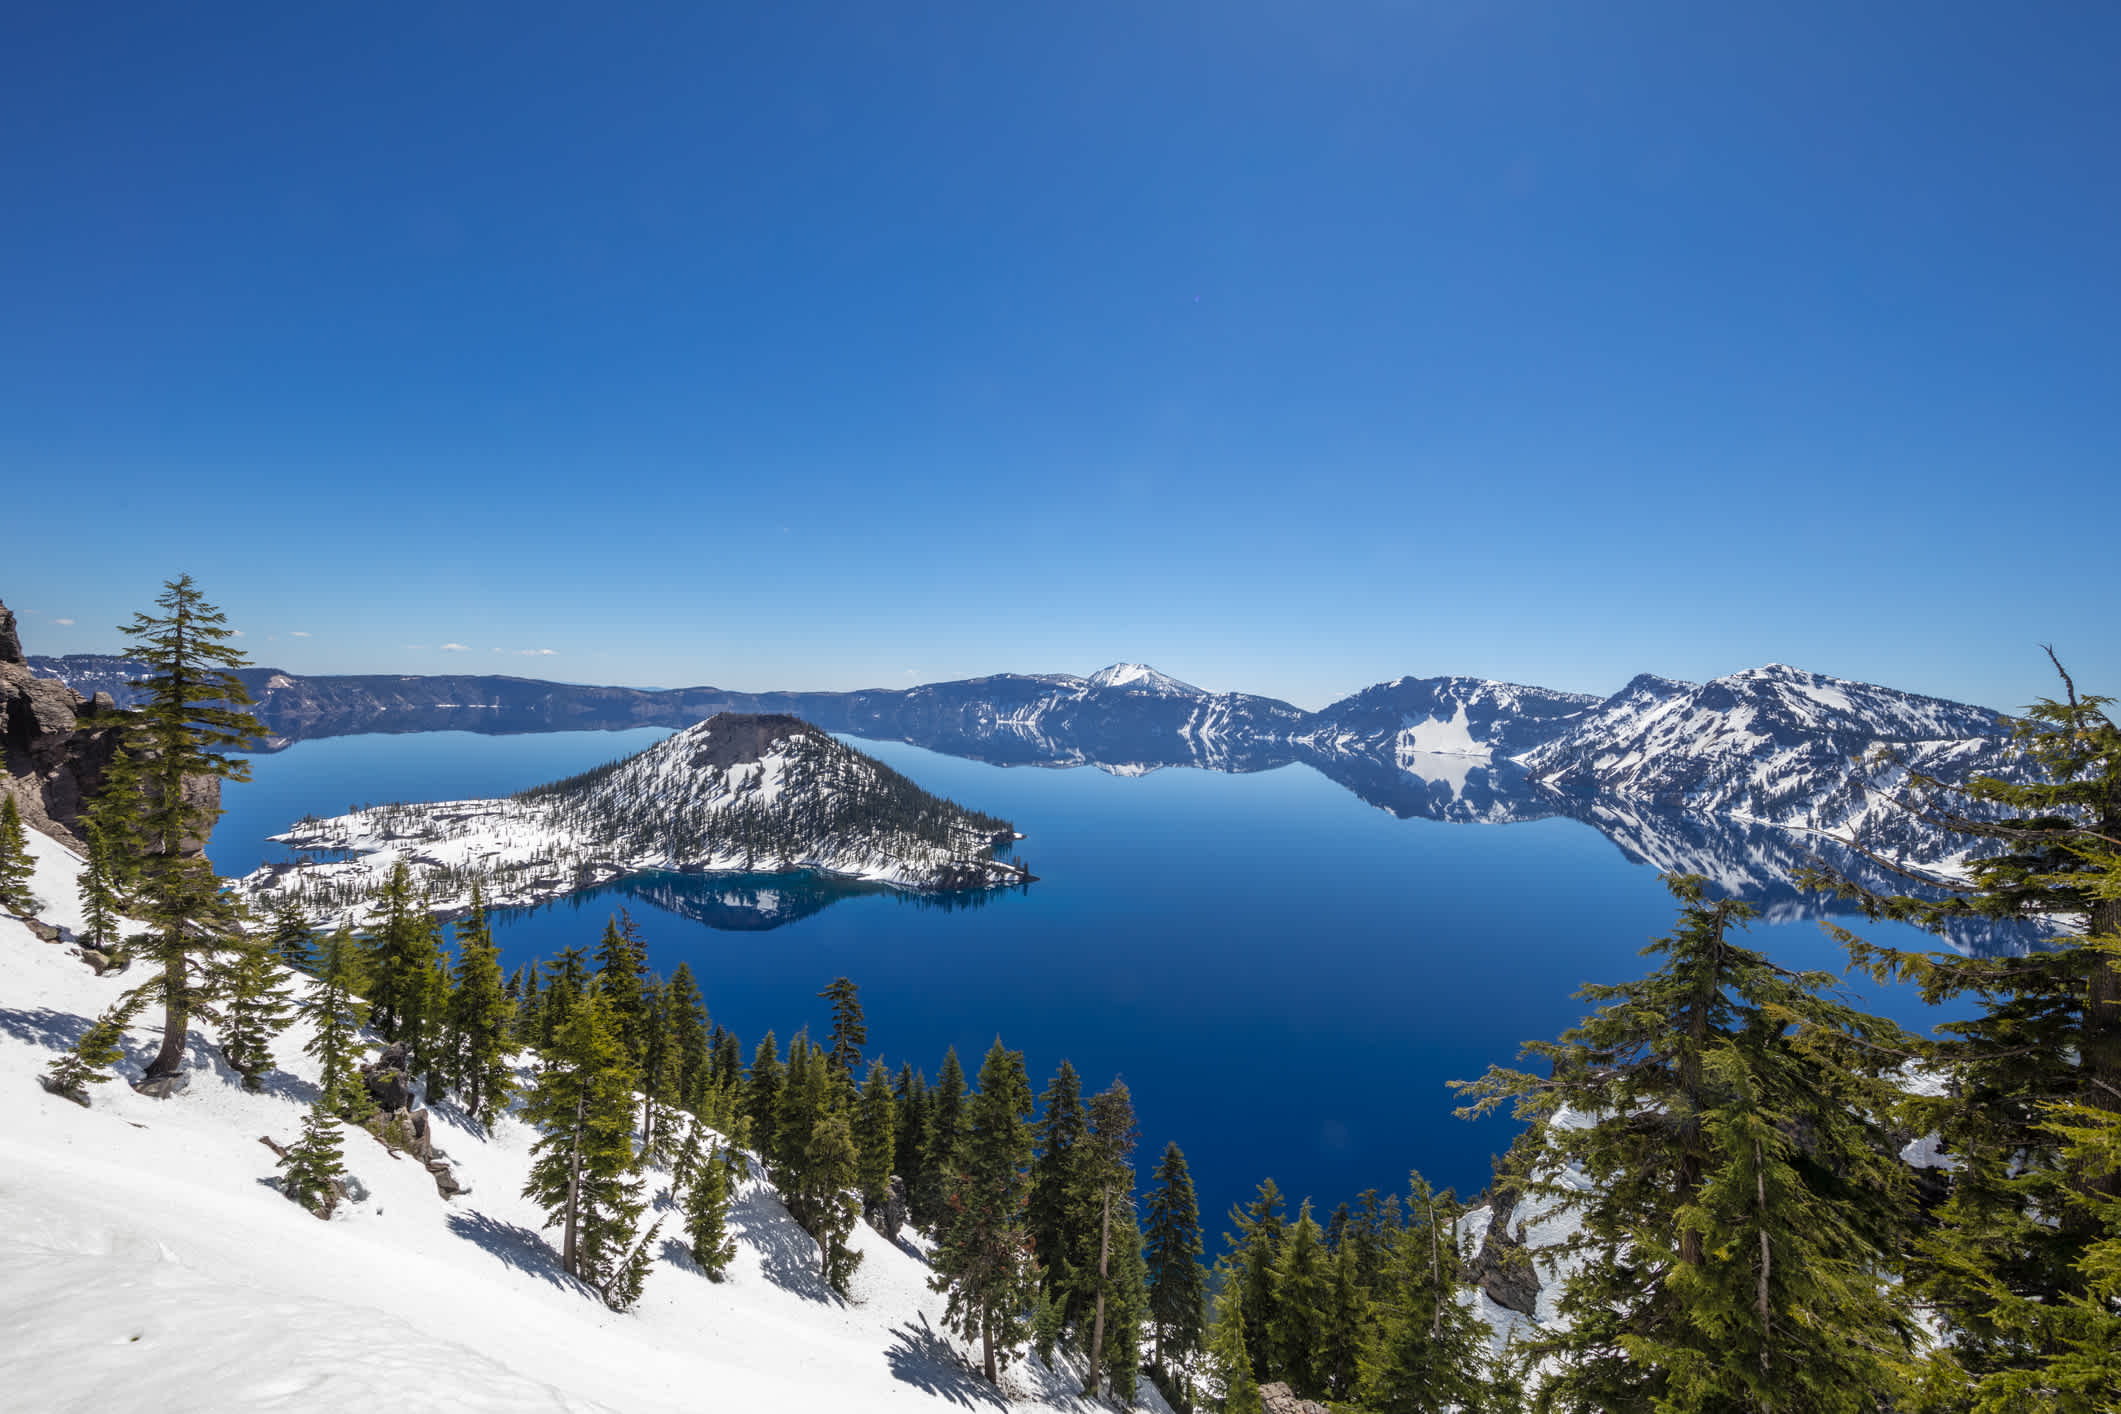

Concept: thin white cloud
[[53, 617, 74, 626], [516, 648, 557, 657], [290, 631, 312, 638], [441, 643, 470, 653], [231, 629, 245, 637]]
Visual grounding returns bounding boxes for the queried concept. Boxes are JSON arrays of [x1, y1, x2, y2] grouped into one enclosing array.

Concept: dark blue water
[[214, 729, 1974, 1232]]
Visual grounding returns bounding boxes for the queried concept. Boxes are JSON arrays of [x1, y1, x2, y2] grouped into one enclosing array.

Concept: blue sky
[[4, 3, 2115, 712]]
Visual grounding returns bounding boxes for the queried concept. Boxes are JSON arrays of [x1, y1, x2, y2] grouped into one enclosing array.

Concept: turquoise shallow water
[[214, 728, 1977, 1229]]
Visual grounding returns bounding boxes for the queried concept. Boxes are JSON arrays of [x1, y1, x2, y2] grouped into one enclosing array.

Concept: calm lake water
[[213, 728, 1975, 1231]]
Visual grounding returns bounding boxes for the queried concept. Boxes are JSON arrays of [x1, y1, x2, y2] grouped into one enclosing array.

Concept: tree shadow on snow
[[445, 1210, 587, 1295], [0, 1005, 95, 1055], [885, 1312, 1008, 1410], [728, 1185, 838, 1305]]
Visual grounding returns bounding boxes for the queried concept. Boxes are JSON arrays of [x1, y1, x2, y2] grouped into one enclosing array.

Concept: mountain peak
[[1084, 662, 1202, 695]]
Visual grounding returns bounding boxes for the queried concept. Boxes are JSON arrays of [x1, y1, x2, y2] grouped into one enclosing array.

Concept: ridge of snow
[[1083, 663, 1202, 696]]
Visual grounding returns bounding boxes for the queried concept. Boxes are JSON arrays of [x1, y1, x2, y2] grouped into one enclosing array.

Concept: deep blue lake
[[213, 728, 1977, 1233]]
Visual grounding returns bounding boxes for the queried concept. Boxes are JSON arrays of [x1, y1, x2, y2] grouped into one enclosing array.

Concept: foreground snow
[[0, 829, 1160, 1414]]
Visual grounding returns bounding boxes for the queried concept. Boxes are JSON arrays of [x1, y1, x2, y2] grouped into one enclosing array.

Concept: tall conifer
[[856, 1060, 898, 1223], [1079, 1078, 1141, 1398], [217, 937, 296, 1091], [0, 793, 38, 915], [818, 975, 866, 1077], [1028, 1059, 1088, 1308], [1144, 1141, 1206, 1381], [447, 885, 513, 1124], [930, 1038, 1036, 1384]]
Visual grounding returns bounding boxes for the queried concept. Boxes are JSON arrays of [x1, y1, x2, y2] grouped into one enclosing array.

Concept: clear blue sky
[[4, 3, 2114, 712]]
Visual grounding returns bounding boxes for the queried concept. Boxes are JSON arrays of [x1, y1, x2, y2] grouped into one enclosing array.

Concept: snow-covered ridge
[[238, 713, 1027, 925]]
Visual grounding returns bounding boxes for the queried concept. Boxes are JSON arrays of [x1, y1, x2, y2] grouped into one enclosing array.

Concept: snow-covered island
[[240, 712, 1028, 923]]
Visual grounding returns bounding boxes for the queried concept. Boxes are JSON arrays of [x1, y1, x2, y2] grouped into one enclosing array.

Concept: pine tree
[[1145, 1141, 1207, 1382], [1028, 1059, 1088, 1311], [447, 885, 514, 1125], [818, 975, 866, 1077], [538, 944, 590, 1050], [278, 1100, 347, 1219], [265, 895, 316, 973], [1804, 658, 2121, 1396], [1209, 1266, 1263, 1414], [856, 1059, 897, 1224], [1321, 1238, 1370, 1402], [1455, 874, 1921, 1413], [1359, 1173, 1484, 1414], [1079, 1078, 1141, 1398], [711, 1024, 743, 1095], [665, 962, 710, 1112], [42, 983, 151, 1105], [1224, 1177, 1287, 1384], [105, 576, 264, 1082], [914, 1045, 966, 1231], [930, 1038, 1036, 1384], [1270, 1200, 1330, 1396], [521, 989, 651, 1308], [217, 937, 296, 1091], [800, 1107, 865, 1294], [594, 912, 649, 1068], [412, 915, 453, 1101], [680, 1119, 737, 1280], [360, 860, 427, 1041], [305, 927, 373, 1122], [77, 817, 123, 953], [745, 1030, 784, 1161], [1097, 1199, 1150, 1404], [0, 792, 37, 916], [774, 1032, 824, 1177]]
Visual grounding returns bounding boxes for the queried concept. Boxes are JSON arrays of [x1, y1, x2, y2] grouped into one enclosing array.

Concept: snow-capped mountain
[[241, 713, 1026, 923], [1301, 675, 1605, 760]]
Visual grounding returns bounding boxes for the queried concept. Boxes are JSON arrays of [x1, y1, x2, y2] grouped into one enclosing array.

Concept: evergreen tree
[[679, 1119, 737, 1280], [856, 1060, 898, 1223], [538, 944, 590, 1050], [105, 576, 264, 1082], [1079, 1078, 1141, 1398], [411, 915, 453, 1101], [1224, 1177, 1288, 1383], [1804, 658, 2121, 1397], [1358, 1173, 1485, 1414], [77, 817, 123, 953], [41, 984, 151, 1105], [774, 1032, 824, 1177], [745, 1030, 784, 1161], [818, 975, 866, 1077], [265, 895, 316, 973], [800, 1107, 865, 1294], [930, 1038, 1036, 1384], [1145, 1141, 1207, 1381], [594, 912, 649, 1067], [665, 962, 711, 1112], [447, 885, 514, 1125], [306, 927, 373, 1122], [1321, 1238, 1370, 1402], [1270, 1200, 1330, 1396], [217, 937, 296, 1091], [278, 1100, 347, 1219], [1097, 1199, 1150, 1404], [521, 989, 651, 1308], [1208, 1266, 1263, 1414], [711, 1024, 743, 1094], [0, 792, 36, 916], [895, 1063, 927, 1194], [914, 1046, 966, 1231], [360, 860, 428, 1041], [1028, 1059, 1088, 1310], [1455, 875, 1921, 1413]]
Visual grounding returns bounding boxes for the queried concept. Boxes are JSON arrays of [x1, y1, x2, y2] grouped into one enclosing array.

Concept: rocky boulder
[[1259, 1383, 1331, 1414], [1470, 1184, 1542, 1316], [865, 1173, 909, 1242]]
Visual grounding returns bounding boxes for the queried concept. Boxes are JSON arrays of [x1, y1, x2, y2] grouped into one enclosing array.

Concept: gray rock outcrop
[[1259, 1383, 1331, 1414], [1470, 1184, 1542, 1316], [865, 1173, 909, 1242]]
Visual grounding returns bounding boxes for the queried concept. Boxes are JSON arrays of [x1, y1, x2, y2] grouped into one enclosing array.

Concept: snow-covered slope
[[0, 829, 1163, 1414], [1302, 676, 1605, 762], [239, 713, 1026, 924]]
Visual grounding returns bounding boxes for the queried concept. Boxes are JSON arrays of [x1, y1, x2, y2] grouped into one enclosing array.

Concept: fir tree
[[305, 927, 373, 1122], [1028, 1059, 1088, 1310], [1209, 1266, 1263, 1414], [41, 984, 151, 1105], [411, 915, 453, 1101], [265, 895, 316, 973], [360, 860, 428, 1041], [665, 962, 710, 1112], [278, 1100, 347, 1219], [447, 885, 514, 1125], [1080, 1078, 1141, 1399], [774, 1031, 824, 1177], [914, 1045, 966, 1231], [856, 1060, 898, 1224], [521, 989, 651, 1308], [1359, 1173, 1485, 1414], [1270, 1200, 1329, 1396], [1224, 1177, 1287, 1383], [1321, 1238, 1370, 1402], [0, 792, 36, 916], [1455, 874, 1921, 1414], [217, 937, 296, 1091], [77, 818, 123, 953], [105, 576, 264, 1081], [1145, 1141, 1207, 1382], [745, 1030, 784, 1161], [680, 1119, 737, 1280], [800, 1107, 865, 1293], [594, 912, 649, 1067], [930, 1038, 1036, 1384], [538, 944, 590, 1050], [818, 975, 866, 1076], [711, 1024, 743, 1095], [1803, 657, 2121, 1396], [1097, 1199, 1150, 1404]]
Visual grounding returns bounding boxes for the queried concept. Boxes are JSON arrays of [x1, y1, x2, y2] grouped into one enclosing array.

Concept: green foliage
[[1223, 1177, 1286, 1383], [679, 1119, 737, 1281], [744, 1029, 784, 1161], [1028, 1059, 1088, 1314], [217, 937, 296, 1091], [856, 1060, 897, 1219], [1269, 1201, 1329, 1395], [101, 576, 265, 1081], [912, 1045, 965, 1232], [1077, 1078, 1141, 1398], [1145, 1141, 1207, 1379], [594, 911, 650, 1067], [1208, 1266, 1262, 1414], [0, 793, 38, 915], [305, 928, 373, 1122], [818, 975, 866, 1077], [447, 885, 515, 1125], [42, 984, 151, 1105], [894, 1064, 929, 1218], [1455, 875, 1921, 1413], [265, 895, 316, 973], [1359, 1173, 1485, 1414], [520, 990, 650, 1308], [278, 1101, 346, 1219], [359, 860, 428, 1041], [930, 1038, 1037, 1384], [665, 962, 710, 1112], [801, 1108, 865, 1294], [77, 818, 123, 952]]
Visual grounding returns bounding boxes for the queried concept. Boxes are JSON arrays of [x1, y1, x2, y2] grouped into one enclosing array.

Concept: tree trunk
[[982, 1306, 997, 1384], [1085, 1184, 1112, 1396], [145, 948, 187, 1079], [564, 1089, 586, 1277]]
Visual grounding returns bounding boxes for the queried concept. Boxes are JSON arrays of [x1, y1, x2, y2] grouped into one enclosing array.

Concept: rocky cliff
[[0, 601, 132, 849]]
